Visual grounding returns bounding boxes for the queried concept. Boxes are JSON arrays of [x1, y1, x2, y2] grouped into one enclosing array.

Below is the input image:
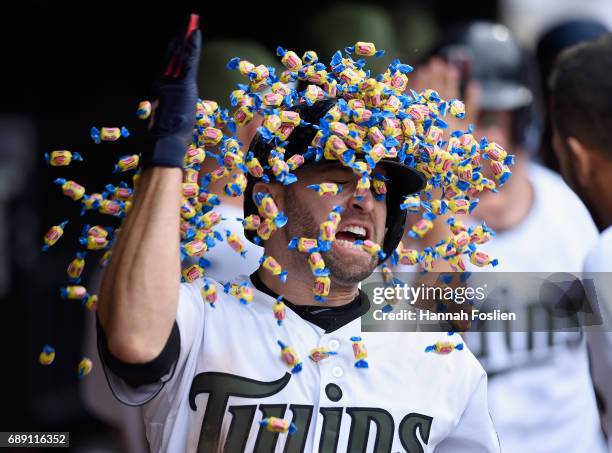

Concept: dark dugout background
[[0, 0, 496, 447]]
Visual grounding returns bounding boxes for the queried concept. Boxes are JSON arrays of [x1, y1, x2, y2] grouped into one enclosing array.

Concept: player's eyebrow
[[316, 166, 355, 177]]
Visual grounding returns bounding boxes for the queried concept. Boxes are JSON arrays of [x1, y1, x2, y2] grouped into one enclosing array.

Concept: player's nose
[[347, 186, 375, 213]]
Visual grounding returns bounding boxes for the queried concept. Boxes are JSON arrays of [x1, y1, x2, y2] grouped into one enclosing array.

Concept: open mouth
[[335, 224, 370, 250]]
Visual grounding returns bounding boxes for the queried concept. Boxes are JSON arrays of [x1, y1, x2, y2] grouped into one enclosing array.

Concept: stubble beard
[[283, 187, 379, 287]]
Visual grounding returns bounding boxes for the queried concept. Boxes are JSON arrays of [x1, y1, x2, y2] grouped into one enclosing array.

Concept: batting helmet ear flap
[[378, 160, 426, 262], [382, 208, 408, 262]]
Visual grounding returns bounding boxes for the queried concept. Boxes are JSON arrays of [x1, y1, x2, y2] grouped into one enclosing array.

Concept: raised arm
[[97, 20, 201, 364]]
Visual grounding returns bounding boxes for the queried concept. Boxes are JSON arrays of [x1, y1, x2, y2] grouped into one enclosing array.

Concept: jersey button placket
[[331, 366, 344, 378], [328, 339, 340, 351], [327, 339, 343, 378], [318, 335, 344, 403]]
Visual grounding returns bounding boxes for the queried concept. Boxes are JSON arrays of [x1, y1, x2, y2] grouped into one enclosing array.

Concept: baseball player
[[411, 22, 605, 453], [550, 34, 612, 451], [96, 22, 500, 452]]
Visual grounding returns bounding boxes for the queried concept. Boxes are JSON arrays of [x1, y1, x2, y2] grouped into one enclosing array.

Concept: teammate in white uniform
[[467, 162, 604, 453], [582, 230, 612, 452], [413, 22, 606, 452], [550, 34, 612, 450], [191, 39, 270, 281], [95, 21, 500, 452]]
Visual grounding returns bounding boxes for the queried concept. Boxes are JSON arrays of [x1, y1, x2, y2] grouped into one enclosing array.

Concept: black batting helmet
[[432, 21, 542, 151], [242, 98, 425, 262]]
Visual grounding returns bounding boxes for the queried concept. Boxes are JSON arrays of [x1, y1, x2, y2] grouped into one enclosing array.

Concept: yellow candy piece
[[201, 280, 218, 306], [136, 101, 152, 119], [42, 220, 68, 251], [199, 127, 223, 146], [182, 264, 204, 283], [39, 345, 55, 365], [114, 154, 139, 173], [46, 150, 83, 166], [352, 41, 383, 57], [78, 357, 93, 379], [54, 179, 85, 201], [184, 146, 205, 166], [84, 294, 98, 311]]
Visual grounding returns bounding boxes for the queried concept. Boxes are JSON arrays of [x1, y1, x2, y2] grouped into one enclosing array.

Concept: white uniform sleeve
[[435, 373, 500, 453], [100, 281, 206, 406], [583, 229, 612, 444], [586, 331, 612, 444]]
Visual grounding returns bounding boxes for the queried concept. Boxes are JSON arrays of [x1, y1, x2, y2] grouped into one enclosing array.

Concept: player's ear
[[252, 181, 285, 209], [567, 137, 595, 188]]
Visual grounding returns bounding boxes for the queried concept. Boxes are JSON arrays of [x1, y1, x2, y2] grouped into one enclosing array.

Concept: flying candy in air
[[273, 296, 286, 326], [136, 101, 152, 119], [277, 340, 303, 374], [259, 417, 297, 435], [78, 357, 93, 379], [45, 150, 83, 167], [309, 347, 338, 363], [425, 341, 464, 355], [90, 126, 129, 144], [39, 345, 55, 366], [201, 279, 218, 307], [42, 220, 69, 251], [351, 336, 369, 368]]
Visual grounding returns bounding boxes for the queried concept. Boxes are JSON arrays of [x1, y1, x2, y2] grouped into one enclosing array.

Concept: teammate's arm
[[97, 22, 202, 365]]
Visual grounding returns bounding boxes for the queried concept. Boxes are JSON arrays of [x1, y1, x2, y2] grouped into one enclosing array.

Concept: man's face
[[472, 109, 517, 210], [551, 127, 603, 227], [281, 163, 388, 287], [552, 128, 581, 192], [476, 109, 513, 153]]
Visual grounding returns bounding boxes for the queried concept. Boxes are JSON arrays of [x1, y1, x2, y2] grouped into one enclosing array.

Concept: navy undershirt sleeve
[[96, 316, 180, 388]]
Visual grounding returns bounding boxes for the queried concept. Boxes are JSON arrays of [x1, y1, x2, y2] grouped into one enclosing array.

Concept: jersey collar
[[249, 271, 370, 333]]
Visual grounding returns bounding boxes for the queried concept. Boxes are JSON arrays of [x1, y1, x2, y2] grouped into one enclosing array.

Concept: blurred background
[[2, 0, 612, 451]]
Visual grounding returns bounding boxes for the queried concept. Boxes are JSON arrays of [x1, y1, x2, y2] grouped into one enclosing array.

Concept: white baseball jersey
[[583, 225, 612, 451], [102, 276, 499, 452], [466, 163, 606, 453], [182, 203, 264, 282]]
